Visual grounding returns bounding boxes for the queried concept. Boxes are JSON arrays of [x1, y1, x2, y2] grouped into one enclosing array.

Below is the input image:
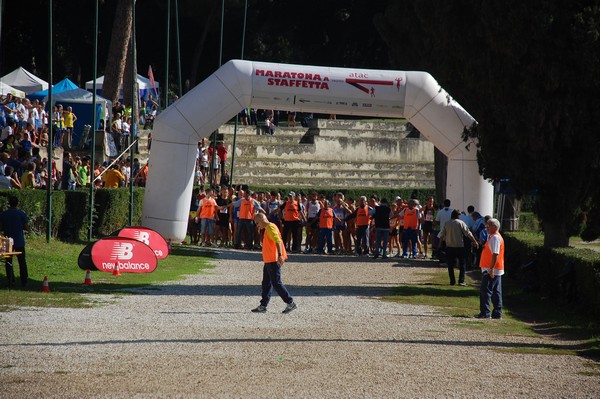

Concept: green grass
[[0, 238, 215, 311], [384, 267, 600, 360]]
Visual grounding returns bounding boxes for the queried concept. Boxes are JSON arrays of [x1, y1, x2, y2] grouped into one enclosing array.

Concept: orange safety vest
[[284, 200, 300, 222], [480, 232, 505, 271], [262, 223, 288, 263], [403, 208, 419, 229], [356, 205, 370, 227], [319, 208, 334, 229], [239, 198, 255, 220], [200, 198, 216, 219]]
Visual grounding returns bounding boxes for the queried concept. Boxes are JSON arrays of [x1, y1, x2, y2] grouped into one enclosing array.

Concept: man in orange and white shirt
[[477, 218, 504, 320], [251, 213, 297, 314], [196, 189, 218, 247]]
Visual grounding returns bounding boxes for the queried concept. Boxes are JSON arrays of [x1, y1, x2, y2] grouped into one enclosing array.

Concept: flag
[[148, 65, 158, 97]]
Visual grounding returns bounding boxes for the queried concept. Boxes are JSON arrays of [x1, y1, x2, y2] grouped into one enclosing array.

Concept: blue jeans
[[260, 262, 293, 307], [480, 272, 502, 318], [374, 228, 390, 256], [318, 228, 333, 253], [236, 219, 254, 248], [402, 227, 418, 256]]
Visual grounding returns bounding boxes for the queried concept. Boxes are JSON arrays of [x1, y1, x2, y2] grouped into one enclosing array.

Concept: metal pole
[[46, 0, 53, 243], [129, 0, 136, 225], [229, 0, 248, 186], [88, 0, 99, 241], [164, 0, 170, 109], [174, 0, 182, 98], [210, 0, 225, 187]]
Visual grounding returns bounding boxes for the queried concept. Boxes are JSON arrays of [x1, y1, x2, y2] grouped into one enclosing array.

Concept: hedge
[[0, 188, 145, 241], [504, 232, 600, 318]]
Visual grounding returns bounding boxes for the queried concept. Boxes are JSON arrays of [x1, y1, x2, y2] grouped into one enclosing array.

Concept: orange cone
[[112, 264, 122, 277], [41, 276, 50, 292], [83, 269, 93, 285]]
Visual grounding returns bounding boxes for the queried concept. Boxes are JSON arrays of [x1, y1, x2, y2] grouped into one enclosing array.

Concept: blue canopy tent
[[27, 78, 79, 103], [49, 88, 112, 147]]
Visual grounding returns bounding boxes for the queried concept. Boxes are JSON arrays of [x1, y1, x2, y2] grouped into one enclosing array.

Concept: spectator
[[0, 196, 30, 288], [0, 166, 20, 189], [52, 104, 64, 148], [61, 152, 77, 191], [233, 190, 264, 250], [287, 111, 296, 127], [282, 192, 303, 252], [20, 162, 38, 189], [196, 188, 218, 247], [421, 196, 436, 259], [398, 199, 421, 258], [316, 199, 334, 254], [62, 106, 77, 149], [101, 164, 125, 188], [439, 210, 478, 286], [217, 141, 228, 177], [477, 218, 505, 320], [372, 198, 393, 259]]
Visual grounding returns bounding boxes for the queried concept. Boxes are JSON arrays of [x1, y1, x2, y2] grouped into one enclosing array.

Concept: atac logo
[[110, 242, 134, 260]]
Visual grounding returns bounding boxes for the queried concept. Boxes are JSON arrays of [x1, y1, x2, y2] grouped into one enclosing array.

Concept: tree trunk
[[543, 220, 569, 248], [434, 147, 447, 205], [102, 0, 134, 106], [122, 36, 138, 112]]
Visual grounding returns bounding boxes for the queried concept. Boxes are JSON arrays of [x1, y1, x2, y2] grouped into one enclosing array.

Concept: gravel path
[[1, 249, 598, 398]]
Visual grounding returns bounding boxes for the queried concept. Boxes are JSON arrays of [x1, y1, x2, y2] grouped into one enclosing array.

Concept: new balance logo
[[111, 243, 134, 260]]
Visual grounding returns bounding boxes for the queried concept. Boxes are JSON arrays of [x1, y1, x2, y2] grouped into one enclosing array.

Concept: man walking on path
[[439, 210, 478, 286], [251, 213, 297, 314]]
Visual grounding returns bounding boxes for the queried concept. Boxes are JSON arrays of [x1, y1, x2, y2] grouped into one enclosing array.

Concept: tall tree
[[103, 0, 135, 105], [376, 0, 600, 247]]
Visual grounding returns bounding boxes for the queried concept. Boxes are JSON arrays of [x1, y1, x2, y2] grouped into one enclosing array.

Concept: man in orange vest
[[477, 218, 504, 319], [316, 199, 335, 254], [346, 196, 372, 256], [196, 189, 219, 247], [398, 199, 421, 258], [233, 190, 264, 249], [251, 213, 297, 314], [282, 192, 303, 252]]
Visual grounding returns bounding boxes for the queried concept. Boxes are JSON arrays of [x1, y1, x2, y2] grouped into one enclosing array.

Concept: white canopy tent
[[142, 60, 494, 241], [85, 74, 159, 102], [0, 81, 25, 98], [0, 67, 49, 94]]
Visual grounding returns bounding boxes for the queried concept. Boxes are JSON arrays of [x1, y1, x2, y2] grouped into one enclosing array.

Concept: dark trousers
[[402, 227, 418, 256], [355, 225, 369, 255], [283, 220, 300, 251], [260, 262, 293, 307], [5, 246, 27, 287], [237, 219, 254, 249], [480, 272, 503, 318], [446, 246, 466, 285], [318, 228, 333, 253]]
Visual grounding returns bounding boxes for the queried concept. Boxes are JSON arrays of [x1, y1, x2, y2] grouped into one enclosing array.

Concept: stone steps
[[238, 175, 433, 189], [229, 159, 432, 172]]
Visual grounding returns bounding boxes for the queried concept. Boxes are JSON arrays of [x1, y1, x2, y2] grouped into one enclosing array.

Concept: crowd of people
[[189, 187, 492, 263]]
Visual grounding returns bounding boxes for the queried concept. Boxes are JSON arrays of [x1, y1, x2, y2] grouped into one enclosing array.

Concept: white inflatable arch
[[142, 60, 493, 241]]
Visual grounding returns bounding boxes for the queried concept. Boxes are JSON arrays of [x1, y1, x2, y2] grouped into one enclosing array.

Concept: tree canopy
[[376, 0, 600, 247]]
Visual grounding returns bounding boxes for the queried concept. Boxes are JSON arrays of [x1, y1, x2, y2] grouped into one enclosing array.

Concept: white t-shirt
[[307, 200, 321, 218], [435, 207, 454, 233]]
